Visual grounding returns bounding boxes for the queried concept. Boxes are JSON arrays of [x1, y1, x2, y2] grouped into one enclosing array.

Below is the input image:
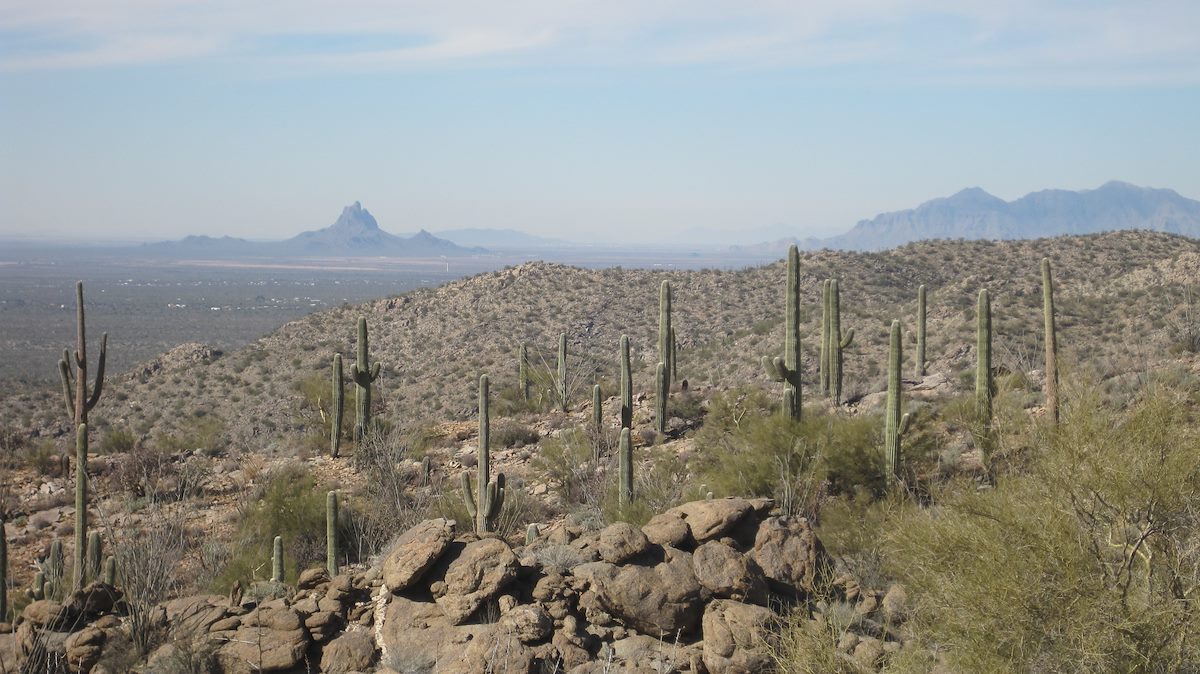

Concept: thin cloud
[[0, 1, 1197, 84]]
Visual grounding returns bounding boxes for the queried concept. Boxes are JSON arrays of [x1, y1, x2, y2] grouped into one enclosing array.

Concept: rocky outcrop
[[0, 498, 847, 674]]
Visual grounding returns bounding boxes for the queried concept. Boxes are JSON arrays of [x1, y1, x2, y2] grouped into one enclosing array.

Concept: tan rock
[[692, 540, 769, 604], [321, 630, 377, 673], [381, 518, 456, 592], [434, 538, 519, 624], [665, 498, 755, 544], [596, 522, 651, 564], [701, 599, 774, 673]]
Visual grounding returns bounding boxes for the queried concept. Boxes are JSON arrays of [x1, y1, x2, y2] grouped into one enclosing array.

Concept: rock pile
[[1, 497, 843, 673]]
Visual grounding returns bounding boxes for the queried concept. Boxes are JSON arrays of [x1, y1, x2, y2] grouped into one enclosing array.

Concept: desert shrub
[[158, 414, 227, 457], [603, 447, 693, 526], [21, 438, 61, 476], [215, 463, 327, 591], [344, 425, 440, 560], [692, 388, 890, 517], [884, 384, 1200, 672], [533, 428, 602, 505], [491, 420, 539, 448], [100, 426, 137, 454]]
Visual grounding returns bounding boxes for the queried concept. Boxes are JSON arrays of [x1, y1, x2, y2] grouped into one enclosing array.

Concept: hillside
[[3, 230, 1200, 671], [808, 181, 1200, 250], [4, 230, 1198, 449]]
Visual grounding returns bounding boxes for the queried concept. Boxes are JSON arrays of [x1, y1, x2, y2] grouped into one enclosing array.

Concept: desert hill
[[4, 230, 1197, 449]]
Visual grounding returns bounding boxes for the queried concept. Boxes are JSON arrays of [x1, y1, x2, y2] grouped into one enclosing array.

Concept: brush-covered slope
[[3, 230, 1198, 449]]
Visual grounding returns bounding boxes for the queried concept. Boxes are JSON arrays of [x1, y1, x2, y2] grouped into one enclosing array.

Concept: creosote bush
[[215, 462, 328, 591], [883, 381, 1200, 673]]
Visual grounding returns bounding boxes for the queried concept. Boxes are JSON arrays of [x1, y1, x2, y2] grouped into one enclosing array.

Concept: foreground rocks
[[0, 497, 855, 673]]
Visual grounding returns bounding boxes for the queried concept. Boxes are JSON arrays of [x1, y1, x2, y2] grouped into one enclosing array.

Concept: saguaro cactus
[[762, 244, 803, 420], [0, 512, 6, 620], [74, 423, 88, 591], [915, 285, 927, 379], [618, 428, 633, 506], [976, 289, 993, 436], [592, 384, 603, 462], [619, 335, 632, 430], [670, 326, 678, 382], [819, 279, 832, 396], [327, 491, 338, 577], [655, 362, 669, 434], [351, 317, 381, 442], [885, 320, 912, 485], [58, 281, 106, 592], [1042, 258, 1059, 425], [557, 333, 568, 412], [462, 375, 506, 533], [659, 281, 673, 385], [271, 535, 284, 583], [826, 279, 855, 405], [84, 530, 102, 585], [330, 354, 344, 458], [47, 539, 64, 599], [518, 343, 530, 402], [102, 556, 116, 586]]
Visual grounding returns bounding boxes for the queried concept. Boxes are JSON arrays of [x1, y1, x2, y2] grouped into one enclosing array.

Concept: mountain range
[[143, 202, 482, 257], [797, 181, 1200, 251]]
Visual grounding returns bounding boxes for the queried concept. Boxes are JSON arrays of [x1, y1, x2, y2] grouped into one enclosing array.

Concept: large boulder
[[692, 540, 769, 605], [701, 600, 775, 673], [749, 516, 831, 598], [382, 518, 456, 591], [596, 522, 651, 564], [215, 625, 308, 673], [574, 547, 703, 636], [641, 513, 692, 549], [664, 498, 755, 544], [321, 630, 377, 673], [380, 595, 492, 672], [434, 538, 520, 624]]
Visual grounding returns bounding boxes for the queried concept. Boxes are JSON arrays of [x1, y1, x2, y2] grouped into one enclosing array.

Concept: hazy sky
[[2, 1, 1199, 244]]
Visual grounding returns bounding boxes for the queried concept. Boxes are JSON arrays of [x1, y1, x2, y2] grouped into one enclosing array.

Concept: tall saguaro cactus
[[659, 281, 673, 385], [819, 279, 831, 396], [351, 317, 381, 442], [885, 320, 912, 485], [462, 375, 506, 533], [1042, 258, 1059, 425], [826, 279, 855, 405], [592, 384, 603, 462], [518, 343, 530, 402], [58, 281, 106, 591], [915, 285, 927, 379], [327, 491, 339, 577], [330, 354, 344, 458], [619, 335, 632, 430], [84, 530, 102, 585], [618, 428, 633, 506], [761, 244, 803, 420], [976, 289, 993, 439], [557, 333, 568, 412], [0, 512, 7, 621], [655, 363, 669, 434]]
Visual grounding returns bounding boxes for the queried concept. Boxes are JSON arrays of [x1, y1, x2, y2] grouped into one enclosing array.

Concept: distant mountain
[[433, 228, 571, 249], [142, 202, 482, 258], [804, 181, 1200, 251]]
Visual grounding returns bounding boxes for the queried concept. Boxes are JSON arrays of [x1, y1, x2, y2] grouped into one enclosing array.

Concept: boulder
[[434, 538, 519, 624], [321, 630, 377, 673], [664, 498, 754, 544], [216, 626, 308, 673], [498, 604, 554, 644], [692, 540, 769, 604], [749, 516, 831, 597], [64, 624, 106, 672], [596, 522, 652, 564], [701, 599, 775, 673], [574, 547, 703, 635], [297, 567, 330, 590], [641, 513, 692, 549], [382, 518, 456, 592]]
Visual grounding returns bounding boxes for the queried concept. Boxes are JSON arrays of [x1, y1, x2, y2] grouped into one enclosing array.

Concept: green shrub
[[884, 384, 1200, 672], [214, 463, 327, 591], [100, 426, 137, 454]]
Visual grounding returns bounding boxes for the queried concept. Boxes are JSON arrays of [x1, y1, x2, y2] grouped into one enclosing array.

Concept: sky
[[1, 1, 1199, 245]]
